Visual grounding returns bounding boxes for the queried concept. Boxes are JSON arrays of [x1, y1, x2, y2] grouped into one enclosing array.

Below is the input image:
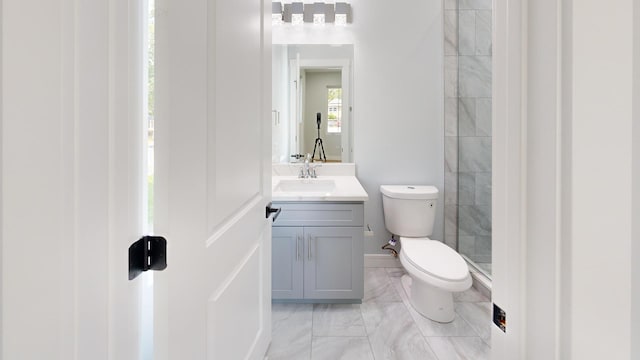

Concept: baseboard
[[470, 269, 492, 299], [364, 254, 401, 268]]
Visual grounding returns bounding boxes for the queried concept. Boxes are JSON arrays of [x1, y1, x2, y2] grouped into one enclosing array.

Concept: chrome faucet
[[298, 154, 321, 178]]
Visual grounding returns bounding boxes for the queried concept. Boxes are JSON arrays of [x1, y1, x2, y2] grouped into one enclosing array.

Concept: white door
[[153, 0, 272, 359], [2, 1, 143, 359]]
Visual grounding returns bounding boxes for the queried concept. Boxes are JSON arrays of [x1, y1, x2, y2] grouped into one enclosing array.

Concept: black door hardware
[[266, 202, 282, 222], [129, 236, 167, 280]]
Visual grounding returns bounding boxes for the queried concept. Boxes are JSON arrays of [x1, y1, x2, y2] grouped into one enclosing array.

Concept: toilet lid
[[400, 237, 469, 282]]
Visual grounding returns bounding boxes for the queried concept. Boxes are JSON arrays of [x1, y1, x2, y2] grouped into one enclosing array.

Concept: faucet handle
[[309, 163, 321, 178]]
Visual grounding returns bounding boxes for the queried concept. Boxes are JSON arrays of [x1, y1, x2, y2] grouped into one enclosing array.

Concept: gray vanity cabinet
[[272, 227, 304, 299], [272, 202, 364, 302]]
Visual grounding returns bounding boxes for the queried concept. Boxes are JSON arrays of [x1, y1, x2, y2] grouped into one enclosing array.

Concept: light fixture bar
[[272, 2, 283, 26], [276, 1, 351, 25]]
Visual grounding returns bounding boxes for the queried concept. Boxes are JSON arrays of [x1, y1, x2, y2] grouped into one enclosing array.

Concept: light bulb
[[272, 13, 283, 26], [335, 14, 347, 26], [292, 13, 304, 26]]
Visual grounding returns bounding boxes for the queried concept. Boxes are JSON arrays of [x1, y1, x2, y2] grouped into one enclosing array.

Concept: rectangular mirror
[[272, 44, 354, 163]]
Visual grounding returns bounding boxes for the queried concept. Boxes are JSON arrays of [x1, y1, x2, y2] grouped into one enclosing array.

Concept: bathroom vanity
[[271, 164, 368, 303]]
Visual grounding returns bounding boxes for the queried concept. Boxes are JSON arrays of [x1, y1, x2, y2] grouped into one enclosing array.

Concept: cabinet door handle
[[296, 235, 301, 261], [307, 236, 312, 260]]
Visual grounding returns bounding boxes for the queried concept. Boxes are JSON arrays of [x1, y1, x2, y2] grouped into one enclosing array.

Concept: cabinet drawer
[[273, 202, 364, 227]]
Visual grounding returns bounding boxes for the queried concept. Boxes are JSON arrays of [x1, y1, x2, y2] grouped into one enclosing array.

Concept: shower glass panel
[[444, 0, 492, 277]]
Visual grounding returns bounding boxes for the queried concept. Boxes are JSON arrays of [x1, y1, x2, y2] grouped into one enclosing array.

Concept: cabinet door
[[272, 227, 304, 299], [303, 227, 364, 300]]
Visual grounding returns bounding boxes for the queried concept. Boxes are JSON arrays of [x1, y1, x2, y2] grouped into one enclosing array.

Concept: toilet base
[[401, 275, 455, 323]]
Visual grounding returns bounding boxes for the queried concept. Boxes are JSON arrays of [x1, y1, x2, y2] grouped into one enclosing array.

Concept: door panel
[[304, 227, 364, 299], [272, 227, 304, 299], [154, 0, 271, 358], [2, 1, 142, 358]]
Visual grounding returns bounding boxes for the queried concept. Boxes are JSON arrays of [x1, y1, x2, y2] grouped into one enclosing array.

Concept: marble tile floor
[[266, 267, 491, 360]]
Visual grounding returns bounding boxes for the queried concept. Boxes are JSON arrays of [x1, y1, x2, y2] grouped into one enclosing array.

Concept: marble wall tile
[[458, 235, 475, 256], [458, 56, 492, 98], [444, 171, 458, 205], [458, 98, 476, 136], [458, 11, 476, 55], [458, 0, 492, 10], [444, 11, 459, 56], [444, 56, 459, 98], [361, 301, 439, 360], [475, 172, 491, 205], [445, 136, 458, 172], [311, 337, 374, 360], [459, 137, 491, 172], [363, 267, 402, 303], [443, 0, 493, 267], [458, 172, 476, 205], [458, 205, 491, 236], [476, 10, 492, 55], [454, 302, 492, 343], [427, 336, 491, 360], [475, 98, 492, 136], [445, 98, 458, 136], [445, 204, 458, 237], [473, 254, 492, 264], [475, 236, 492, 255], [268, 304, 313, 360], [312, 304, 367, 337]]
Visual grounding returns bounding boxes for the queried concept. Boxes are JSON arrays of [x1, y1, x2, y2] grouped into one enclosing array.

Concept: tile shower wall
[[443, 0, 492, 269]]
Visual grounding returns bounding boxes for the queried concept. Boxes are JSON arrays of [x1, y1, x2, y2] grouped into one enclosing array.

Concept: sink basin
[[275, 179, 336, 193]]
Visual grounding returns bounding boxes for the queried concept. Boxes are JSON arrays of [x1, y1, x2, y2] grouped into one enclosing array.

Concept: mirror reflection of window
[[327, 87, 342, 133]]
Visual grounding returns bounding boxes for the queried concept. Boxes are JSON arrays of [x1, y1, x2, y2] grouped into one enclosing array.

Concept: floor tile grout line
[[422, 336, 443, 360], [456, 301, 492, 346]]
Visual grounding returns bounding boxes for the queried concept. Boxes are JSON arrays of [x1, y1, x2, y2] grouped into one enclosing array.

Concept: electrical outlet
[[364, 230, 374, 237], [493, 303, 506, 332]]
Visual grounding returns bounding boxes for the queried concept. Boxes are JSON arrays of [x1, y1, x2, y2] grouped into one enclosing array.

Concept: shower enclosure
[[443, 0, 492, 277]]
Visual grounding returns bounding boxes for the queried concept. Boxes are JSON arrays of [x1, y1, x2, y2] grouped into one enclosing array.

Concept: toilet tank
[[380, 185, 438, 237]]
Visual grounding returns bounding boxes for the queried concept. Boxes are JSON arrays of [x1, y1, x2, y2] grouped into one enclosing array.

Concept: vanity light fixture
[[275, 2, 352, 25], [291, 2, 304, 26], [312, 2, 326, 25], [334, 2, 351, 26], [272, 2, 283, 26]]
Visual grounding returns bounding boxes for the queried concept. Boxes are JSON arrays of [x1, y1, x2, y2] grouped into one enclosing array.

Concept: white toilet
[[380, 185, 472, 323]]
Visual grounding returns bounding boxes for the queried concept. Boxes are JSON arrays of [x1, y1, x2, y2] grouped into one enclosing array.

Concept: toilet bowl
[[380, 185, 472, 323], [398, 237, 471, 322]]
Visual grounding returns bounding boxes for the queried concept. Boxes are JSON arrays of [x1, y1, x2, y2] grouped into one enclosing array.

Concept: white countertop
[[272, 175, 369, 202]]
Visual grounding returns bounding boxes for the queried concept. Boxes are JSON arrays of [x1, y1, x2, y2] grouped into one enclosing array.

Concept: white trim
[[0, 0, 3, 353], [364, 254, 401, 268], [492, 0, 526, 358]]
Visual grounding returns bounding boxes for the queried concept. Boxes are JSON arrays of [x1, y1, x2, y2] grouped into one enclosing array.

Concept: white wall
[[353, 0, 444, 253], [302, 70, 342, 160], [570, 1, 633, 358], [274, 0, 444, 253], [272, 45, 289, 163]]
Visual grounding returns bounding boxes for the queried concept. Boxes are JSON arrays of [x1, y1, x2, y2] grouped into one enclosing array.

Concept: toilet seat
[[399, 237, 470, 283]]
